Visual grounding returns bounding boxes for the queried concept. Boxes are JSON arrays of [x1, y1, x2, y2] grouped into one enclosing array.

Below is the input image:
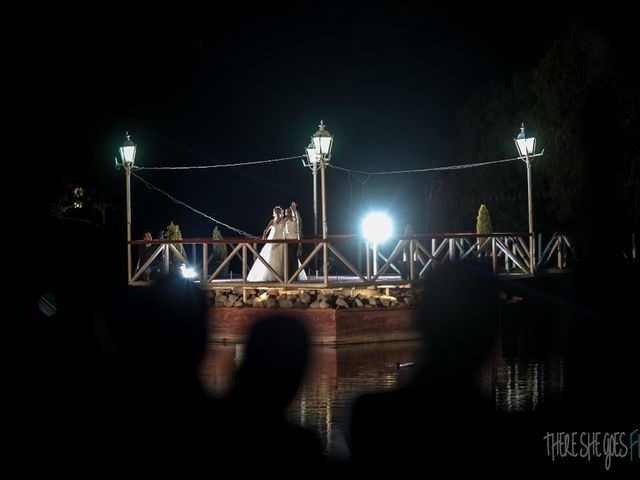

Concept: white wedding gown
[[247, 221, 285, 281], [247, 220, 307, 281]]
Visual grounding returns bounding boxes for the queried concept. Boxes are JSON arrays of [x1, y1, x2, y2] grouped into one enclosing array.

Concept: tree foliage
[[476, 204, 493, 234], [211, 226, 227, 262], [451, 22, 639, 232], [50, 181, 113, 229], [166, 221, 185, 256]]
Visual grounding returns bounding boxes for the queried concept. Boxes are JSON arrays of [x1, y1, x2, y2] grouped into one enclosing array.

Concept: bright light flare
[[180, 264, 197, 279], [362, 212, 393, 244]]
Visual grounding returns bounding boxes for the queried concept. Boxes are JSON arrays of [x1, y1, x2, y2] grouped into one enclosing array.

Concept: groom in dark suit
[[284, 206, 301, 281], [290, 201, 303, 260]]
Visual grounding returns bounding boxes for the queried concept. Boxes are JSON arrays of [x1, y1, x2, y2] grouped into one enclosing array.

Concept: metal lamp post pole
[[515, 123, 536, 276], [310, 120, 333, 286], [313, 162, 318, 277], [373, 242, 378, 275], [125, 164, 132, 282], [320, 156, 328, 285], [118, 132, 137, 284], [525, 151, 534, 274]]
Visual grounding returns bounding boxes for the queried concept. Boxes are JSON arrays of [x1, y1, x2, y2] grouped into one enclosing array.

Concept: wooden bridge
[[129, 231, 612, 291]]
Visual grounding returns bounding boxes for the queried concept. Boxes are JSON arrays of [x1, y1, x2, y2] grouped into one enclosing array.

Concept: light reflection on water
[[200, 323, 565, 458]]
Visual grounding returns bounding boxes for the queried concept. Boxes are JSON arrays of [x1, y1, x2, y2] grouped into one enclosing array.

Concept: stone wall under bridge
[[207, 287, 421, 345]]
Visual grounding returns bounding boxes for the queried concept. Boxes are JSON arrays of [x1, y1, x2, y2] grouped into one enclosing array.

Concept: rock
[[299, 292, 312, 304], [252, 298, 265, 308], [265, 297, 278, 308], [336, 298, 349, 308], [310, 299, 330, 309]]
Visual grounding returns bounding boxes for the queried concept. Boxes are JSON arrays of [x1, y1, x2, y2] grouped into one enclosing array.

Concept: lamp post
[[514, 123, 536, 275], [303, 141, 319, 276], [310, 120, 333, 284], [116, 132, 137, 282]]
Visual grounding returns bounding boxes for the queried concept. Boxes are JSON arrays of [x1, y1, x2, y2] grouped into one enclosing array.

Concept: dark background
[[24, 2, 636, 244]]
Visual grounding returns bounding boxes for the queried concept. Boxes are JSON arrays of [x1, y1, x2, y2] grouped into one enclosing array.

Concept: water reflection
[[200, 320, 565, 458], [289, 341, 424, 459], [480, 332, 565, 413]]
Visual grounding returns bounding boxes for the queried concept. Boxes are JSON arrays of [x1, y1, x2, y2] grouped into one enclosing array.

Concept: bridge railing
[[130, 231, 590, 289]]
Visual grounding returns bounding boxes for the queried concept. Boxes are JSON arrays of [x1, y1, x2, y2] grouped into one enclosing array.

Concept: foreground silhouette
[[523, 246, 640, 474], [211, 314, 325, 470], [350, 261, 503, 473], [115, 274, 212, 466]]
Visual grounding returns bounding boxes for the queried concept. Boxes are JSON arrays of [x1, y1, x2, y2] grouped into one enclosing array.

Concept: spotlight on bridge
[[179, 264, 198, 279], [362, 212, 393, 244]]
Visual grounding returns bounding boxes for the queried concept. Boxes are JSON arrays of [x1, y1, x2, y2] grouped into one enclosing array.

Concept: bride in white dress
[[247, 207, 286, 281]]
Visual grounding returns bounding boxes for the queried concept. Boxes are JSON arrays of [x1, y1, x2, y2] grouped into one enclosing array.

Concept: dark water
[[200, 311, 565, 459]]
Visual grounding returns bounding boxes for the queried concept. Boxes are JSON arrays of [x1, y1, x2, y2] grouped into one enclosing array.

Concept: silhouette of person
[[22, 214, 125, 472], [211, 314, 325, 470], [137, 230, 160, 281], [350, 261, 503, 473], [116, 274, 212, 465], [524, 244, 640, 474]]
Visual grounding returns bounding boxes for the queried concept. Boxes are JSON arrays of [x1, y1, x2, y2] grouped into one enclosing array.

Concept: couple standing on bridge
[[247, 202, 308, 282]]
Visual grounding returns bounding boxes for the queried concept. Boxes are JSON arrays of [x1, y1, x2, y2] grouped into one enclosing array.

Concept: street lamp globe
[[119, 131, 137, 166], [311, 120, 333, 160], [304, 141, 318, 167], [515, 123, 535, 158]]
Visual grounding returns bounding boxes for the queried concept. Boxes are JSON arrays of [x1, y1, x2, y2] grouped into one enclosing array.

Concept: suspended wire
[[130, 152, 537, 237], [138, 155, 304, 170], [344, 168, 372, 212], [328, 155, 527, 176], [132, 172, 259, 238]]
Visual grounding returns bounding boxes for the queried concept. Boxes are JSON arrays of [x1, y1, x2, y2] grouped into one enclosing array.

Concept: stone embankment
[[210, 288, 420, 310]]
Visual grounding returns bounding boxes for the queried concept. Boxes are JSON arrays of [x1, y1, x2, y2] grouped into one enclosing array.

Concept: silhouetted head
[[231, 314, 310, 413], [562, 249, 639, 425], [32, 216, 118, 364], [126, 274, 208, 377], [418, 261, 501, 372]]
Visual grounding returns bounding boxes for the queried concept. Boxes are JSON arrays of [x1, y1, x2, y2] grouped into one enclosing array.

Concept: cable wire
[[132, 172, 259, 238]]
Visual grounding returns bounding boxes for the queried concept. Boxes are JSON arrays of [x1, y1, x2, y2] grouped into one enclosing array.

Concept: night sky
[[28, 2, 633, 240]]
